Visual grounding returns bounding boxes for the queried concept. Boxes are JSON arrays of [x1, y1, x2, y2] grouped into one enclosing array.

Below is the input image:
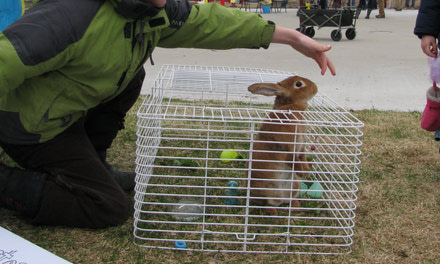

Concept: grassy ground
[[1, 102, 439, 263]]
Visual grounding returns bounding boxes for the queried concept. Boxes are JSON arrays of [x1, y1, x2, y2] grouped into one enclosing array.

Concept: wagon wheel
[[345, 28, 356, 40], [305, 27, 315, 38], [331, 30, 342, 41]]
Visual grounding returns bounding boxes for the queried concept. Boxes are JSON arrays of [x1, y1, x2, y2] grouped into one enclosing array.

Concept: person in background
[[405, 0, 415, 9], [364, 0, 376, 19], [394, 0, 403, 11], [355, 0, 366, 19], [376, 0, 385, 18], [387, 0, 394, 9], [0, 0, 335, 229], [414, 0, 440, 136]]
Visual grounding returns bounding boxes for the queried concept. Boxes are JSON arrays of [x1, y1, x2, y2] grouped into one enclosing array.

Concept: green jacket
[[0, 0, 275, 144]]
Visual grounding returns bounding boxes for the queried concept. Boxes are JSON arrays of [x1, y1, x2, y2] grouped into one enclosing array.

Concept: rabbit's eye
[[295, 81, 304, 88]]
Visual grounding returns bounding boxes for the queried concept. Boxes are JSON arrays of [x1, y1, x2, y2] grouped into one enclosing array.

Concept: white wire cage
[[134, 65, 363, 255]]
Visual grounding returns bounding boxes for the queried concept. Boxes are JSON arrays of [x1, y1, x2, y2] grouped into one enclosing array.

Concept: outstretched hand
[[271, 26, 336, 76], [295, 40, 336, 76]]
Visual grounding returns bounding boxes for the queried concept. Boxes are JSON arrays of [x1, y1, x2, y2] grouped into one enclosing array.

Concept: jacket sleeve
[[0, 0, 99, 98], [414, 0, 440, 39], [0, 34, 26, 97], [158, 3, 275, 50], [0, 35, 72, 100], [0, 34, 72, 98]]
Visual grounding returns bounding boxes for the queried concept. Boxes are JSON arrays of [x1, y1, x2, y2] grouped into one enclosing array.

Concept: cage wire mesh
[[134, 65, 363, 255]]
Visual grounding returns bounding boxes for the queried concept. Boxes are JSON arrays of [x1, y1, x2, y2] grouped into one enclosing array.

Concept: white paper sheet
[[0, 226, 72, 264]]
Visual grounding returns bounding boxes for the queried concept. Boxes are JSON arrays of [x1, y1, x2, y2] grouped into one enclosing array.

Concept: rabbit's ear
[[248, 83, 287, 97]]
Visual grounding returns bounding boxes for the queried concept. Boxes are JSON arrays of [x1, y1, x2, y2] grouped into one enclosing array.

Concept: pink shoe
[[421, 86, 440, 131]]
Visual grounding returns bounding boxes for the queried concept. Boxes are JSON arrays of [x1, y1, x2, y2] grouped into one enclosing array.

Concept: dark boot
[[0, 163, 46, 217], [97, 151, 135, 192], [365, 9, 371, 19]]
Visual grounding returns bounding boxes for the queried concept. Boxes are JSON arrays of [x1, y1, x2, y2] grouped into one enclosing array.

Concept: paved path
[[142, 8, 427, 111]]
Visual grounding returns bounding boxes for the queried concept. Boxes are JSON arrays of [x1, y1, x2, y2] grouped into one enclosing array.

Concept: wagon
[[297, 7, 357, 41]]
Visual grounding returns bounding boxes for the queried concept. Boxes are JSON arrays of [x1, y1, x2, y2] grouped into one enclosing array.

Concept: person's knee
[[98, 193, 131, 228], [113, 194, 131, 224], [85, 189, 131, 229]]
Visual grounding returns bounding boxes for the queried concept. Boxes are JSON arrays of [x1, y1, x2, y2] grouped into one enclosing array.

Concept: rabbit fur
[[247, 76, 317, 215]]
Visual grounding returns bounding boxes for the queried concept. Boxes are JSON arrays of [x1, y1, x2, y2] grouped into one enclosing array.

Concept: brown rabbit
[[247, 76, 317, 215]]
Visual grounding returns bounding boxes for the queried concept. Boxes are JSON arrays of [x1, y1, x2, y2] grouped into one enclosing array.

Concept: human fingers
[[421, 36, 437, 57], [431, 42, 438, 57], [326, 56, 336, 76], [424, 44, 437, 57], [317, 55, 336, 76], [316, 45, 336, 75]]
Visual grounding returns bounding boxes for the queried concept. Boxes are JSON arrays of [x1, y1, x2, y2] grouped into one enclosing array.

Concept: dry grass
[[1, 103, 440, 263]]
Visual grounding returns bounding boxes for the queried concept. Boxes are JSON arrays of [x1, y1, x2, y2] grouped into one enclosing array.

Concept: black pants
[[0, 69, 145, 228]]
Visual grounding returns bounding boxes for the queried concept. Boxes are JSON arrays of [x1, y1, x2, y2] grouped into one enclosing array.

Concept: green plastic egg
[[220, 150, 238, 163]]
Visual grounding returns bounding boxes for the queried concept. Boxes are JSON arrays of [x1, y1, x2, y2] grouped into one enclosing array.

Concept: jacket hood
[[110, 0, 162, 19]]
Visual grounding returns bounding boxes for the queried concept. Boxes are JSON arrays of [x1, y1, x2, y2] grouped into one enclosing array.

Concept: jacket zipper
[[119, 23, 154, 88]]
